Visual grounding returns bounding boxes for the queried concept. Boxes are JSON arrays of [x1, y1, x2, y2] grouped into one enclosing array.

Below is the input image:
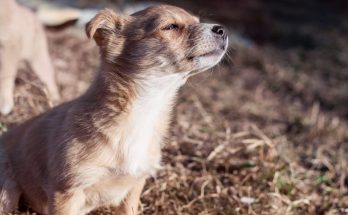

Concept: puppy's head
[[86, 5, 228, 74]]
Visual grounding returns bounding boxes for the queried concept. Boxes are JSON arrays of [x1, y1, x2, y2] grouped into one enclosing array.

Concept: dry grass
[[1, 1, 348, 214]]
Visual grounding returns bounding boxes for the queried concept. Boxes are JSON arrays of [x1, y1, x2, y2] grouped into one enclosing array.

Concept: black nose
[[211, 25, 226, 38]]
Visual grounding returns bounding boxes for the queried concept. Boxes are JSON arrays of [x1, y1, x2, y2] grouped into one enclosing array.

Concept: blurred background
[[1, 0, 347, 214]]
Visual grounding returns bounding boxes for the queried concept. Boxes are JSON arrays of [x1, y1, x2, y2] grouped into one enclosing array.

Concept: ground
[[0, 0, 347, 214]]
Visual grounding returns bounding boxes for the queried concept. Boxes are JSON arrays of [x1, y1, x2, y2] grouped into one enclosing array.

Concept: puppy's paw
[[0, 98, 14, 115]]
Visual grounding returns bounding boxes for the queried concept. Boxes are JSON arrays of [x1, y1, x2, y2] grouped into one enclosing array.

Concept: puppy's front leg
[[0, 46, 18, 115], [49, 190, 86, 215], [115, 178, 146, 215]]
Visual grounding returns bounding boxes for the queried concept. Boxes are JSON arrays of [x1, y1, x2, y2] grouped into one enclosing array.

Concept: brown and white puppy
[[0, 0, 60, 115], [0, 5, 227, 215]]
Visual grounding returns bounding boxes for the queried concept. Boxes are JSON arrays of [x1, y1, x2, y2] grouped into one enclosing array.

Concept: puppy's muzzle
[[211, 25, 228, 50]]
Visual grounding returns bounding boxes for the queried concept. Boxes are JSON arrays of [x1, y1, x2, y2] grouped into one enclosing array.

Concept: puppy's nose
[[211, 25, 226, 38]]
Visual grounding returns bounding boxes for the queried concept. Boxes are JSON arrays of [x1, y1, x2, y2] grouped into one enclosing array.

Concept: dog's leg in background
[[0, 46, 18, 115], [115, 178, 146, 215], [0, 145, 21, 214], [30, 32, 60, 102]]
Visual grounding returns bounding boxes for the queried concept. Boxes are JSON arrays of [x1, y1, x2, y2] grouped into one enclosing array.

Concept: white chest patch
[[120, 73, 188, 176]]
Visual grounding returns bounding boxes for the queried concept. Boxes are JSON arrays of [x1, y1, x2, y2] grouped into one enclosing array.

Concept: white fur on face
[[194, 45, 227, 72], [120, 72, 189, 176]]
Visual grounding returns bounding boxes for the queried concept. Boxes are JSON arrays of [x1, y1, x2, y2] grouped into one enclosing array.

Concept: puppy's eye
[[162, 24, 179, 31]]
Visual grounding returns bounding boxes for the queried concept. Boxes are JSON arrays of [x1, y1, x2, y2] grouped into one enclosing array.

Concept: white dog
[[0, 0, 60, 115]]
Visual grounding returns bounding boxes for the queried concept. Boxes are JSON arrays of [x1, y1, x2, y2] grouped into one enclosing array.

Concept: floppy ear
[[86, 9, 127, 61]]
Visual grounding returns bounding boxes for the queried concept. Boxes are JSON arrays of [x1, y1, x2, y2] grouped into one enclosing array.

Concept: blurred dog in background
[[0, 0, 60, 115]]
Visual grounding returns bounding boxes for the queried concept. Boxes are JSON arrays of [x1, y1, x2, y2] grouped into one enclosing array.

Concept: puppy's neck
[[81, 62, 188, 116], [78, 62, 188, 175], [136, 72, 189, 95]]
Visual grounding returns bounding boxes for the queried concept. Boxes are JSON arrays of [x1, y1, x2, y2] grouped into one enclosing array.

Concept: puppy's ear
[[86, 9, 128, 61]]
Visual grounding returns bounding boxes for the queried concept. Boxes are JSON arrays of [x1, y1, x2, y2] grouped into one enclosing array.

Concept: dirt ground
[[0, 0, 347, 214]]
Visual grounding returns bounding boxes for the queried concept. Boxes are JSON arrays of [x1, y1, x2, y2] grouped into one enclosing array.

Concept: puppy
[[0, 0, 60, 115], [0, 5, 228, 215]]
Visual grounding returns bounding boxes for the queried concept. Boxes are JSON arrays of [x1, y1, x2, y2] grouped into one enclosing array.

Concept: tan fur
[[0, 0, 60, 115], [0, 5, 228, 215]]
